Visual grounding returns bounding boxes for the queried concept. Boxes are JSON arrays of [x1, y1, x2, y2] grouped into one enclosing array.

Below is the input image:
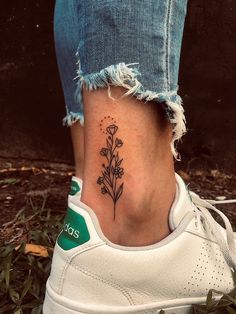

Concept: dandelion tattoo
[[97, 121, 124, 220]]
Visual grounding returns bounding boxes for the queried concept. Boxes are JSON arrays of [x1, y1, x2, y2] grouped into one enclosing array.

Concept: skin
[[71, 85, 176, 246], [70, 122, 84, 179]]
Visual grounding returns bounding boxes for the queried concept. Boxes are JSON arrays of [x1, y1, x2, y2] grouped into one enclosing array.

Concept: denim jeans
[[54, 0, 188, 158]]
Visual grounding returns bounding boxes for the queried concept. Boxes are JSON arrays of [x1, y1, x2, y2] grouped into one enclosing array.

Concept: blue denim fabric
[[54, 0, 188, 157]]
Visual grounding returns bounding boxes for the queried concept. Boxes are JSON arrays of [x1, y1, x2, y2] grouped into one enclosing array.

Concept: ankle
[[119, 169, 176, 220], [81, 171, 176, 246], [80, 86, 176, 245]]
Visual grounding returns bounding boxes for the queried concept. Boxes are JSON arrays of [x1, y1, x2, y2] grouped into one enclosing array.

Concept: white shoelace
[[190, 191, 236, 269]]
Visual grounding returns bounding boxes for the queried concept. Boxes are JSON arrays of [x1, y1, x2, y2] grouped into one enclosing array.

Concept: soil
[[0, 158, 235, 245]]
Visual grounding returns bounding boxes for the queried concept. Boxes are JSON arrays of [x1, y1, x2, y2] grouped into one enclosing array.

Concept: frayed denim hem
[[63, 111, 84, 126], [74, 60, 186, 160]]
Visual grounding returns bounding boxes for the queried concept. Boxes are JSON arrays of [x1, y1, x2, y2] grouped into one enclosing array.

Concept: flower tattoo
[[97, 176, 104, 185], [107, 124, 118, 135], [100, 148, 108, 156], [97, 123, 124, 220]]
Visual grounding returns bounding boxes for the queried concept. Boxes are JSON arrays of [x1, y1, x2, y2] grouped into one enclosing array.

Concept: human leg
[[70, 123, 84, 178], [54, 0, 84, 179], [82, 86, 175, 245], [54, 0, 188, 246], [75, 0, 188, 245]]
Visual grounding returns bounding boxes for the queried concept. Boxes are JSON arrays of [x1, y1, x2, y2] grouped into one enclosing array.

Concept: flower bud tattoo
[[97, 122, 124, 220]]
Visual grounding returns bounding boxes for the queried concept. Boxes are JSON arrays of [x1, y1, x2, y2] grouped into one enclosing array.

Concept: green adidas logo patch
[[57, 207, 90, 250], [69, 180, 81, 196]]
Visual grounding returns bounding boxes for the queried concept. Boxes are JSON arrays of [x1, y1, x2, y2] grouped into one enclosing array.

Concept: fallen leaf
[[15, 244, 53, 257]]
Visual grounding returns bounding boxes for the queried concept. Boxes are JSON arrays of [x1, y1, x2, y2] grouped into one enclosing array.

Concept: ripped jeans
[[54, 0, 188, 158]]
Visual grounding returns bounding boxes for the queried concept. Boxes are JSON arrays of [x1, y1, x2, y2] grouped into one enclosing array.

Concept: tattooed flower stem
[[102, 173, 112, 186], [113, 203, 116, 220], [108, 135, 115, 173], [98, 123, 124, 220]]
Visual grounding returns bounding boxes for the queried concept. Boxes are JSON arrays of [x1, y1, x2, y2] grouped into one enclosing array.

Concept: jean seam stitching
[[165, 0, 172, 91]]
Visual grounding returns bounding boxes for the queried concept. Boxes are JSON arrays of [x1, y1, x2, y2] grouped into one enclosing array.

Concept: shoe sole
[[44, 282, 211, 314], [43, 293, 192, 313]]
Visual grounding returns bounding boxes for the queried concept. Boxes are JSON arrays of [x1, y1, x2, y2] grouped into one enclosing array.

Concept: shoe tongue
[[168, 173, 196, 231]]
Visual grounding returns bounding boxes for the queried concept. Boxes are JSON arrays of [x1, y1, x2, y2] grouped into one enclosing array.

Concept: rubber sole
[[43, 297, 193, 314], [43, 292, 193, 314], [43, 283, 196, 314]]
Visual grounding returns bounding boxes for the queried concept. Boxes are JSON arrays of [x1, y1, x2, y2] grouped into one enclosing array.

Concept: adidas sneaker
[[43, 173, 236, 314]]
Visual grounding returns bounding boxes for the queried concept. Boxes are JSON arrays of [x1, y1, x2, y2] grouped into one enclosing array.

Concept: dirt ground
[[0, 158, 235, 245]]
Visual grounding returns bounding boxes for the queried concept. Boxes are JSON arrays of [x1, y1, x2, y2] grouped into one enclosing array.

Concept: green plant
[[0, 197, 63, 314], [0, 243, 51, 313]]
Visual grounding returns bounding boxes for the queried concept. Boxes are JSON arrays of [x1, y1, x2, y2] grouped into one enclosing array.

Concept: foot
[[44, 174, 236, 313]]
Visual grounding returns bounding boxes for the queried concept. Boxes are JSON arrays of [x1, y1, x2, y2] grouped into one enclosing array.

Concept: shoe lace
[[190, 191, 236, 269]]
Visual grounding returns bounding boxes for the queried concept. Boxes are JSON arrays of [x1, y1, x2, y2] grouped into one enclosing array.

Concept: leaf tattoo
[[97, 123, 124, 220]]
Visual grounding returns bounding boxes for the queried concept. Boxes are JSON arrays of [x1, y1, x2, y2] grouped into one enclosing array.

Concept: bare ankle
[[81, 171, 175, 246], [81, 86, 176, 246]]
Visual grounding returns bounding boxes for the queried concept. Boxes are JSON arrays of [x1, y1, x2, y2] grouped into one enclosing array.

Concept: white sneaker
[[68, 176, 82, 202], [43, 174, 236, 314]]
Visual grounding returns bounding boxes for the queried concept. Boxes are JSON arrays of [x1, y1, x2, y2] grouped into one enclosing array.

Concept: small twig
[[2, 208, 25, 228], [14, 210, 44, 227]]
